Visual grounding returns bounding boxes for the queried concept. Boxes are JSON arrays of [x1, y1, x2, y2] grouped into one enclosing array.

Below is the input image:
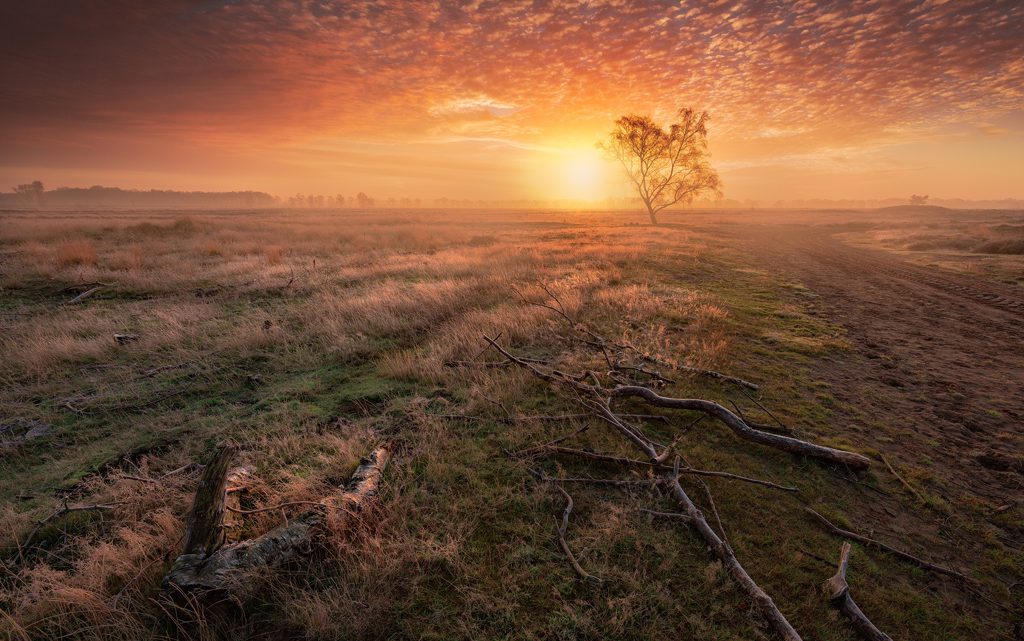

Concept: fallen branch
[[482, 336, 868, 471], [664, 460, 802, 641], [610, 386, 871, 470], [552, 484, 603, 584], [120, 463, 201, 484], [17, 501, 118, 563], [485, 335, 808, 638], [64, 285, 104, 305], [879, 455, 926, 504], [674, 364, 760, 391], [825, 542, 893, 641], [163, 446, 389, 603], [805, 508, 969, 582]]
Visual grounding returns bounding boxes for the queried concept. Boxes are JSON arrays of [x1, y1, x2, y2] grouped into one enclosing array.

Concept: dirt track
[[737, 224, 1024, 509]]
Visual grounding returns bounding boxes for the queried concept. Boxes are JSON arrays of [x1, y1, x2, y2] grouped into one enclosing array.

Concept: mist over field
[[1, 2, 1023, 640]]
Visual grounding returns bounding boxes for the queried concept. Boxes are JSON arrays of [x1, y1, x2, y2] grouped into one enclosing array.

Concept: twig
[[512, 424, 591, 457], [552, 483, 603, 584], [527, 445, 798, 492], [738, 386, 790, 431], [640, 508, 692, 522], [805, 508, 970, 582], [879, 455, 927, 504], [18, 502, 118, 561]]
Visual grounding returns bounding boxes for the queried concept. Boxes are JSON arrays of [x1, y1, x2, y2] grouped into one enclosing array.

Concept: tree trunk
[[647, 205, 658, 225]]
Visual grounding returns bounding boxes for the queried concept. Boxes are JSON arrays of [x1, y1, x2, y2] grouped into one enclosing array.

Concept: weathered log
[[825, 542, 893, 641], [162, 447, 389, 603], [181, 445, 236, 557]]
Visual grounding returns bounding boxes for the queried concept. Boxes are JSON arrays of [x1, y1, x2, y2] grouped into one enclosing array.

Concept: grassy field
[[0, 208, 1019, 640]]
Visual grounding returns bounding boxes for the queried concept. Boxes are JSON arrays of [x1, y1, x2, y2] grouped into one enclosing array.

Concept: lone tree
[[909, 194, 929, 206], [601, 108, 721, 224]]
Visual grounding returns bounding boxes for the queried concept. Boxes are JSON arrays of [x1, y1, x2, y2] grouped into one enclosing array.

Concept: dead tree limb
[[879, 455, 926, 505], [64, 285, 104, 305], [485, 335, 803, 638], [610, 386, 871, 470], [664, 460, 802, 641], [825, 542, 893, 641], [552, 484, 603, 584], [673, 364, 760, 391], [805, 508, 969, 582], [17, 501, 117, 563], [482, 336, 869, 471], [162, 446, 389, 603]]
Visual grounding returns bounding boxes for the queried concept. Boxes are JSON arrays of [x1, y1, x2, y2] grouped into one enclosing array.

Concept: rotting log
[[222, 466, 252, 544], [162, 446, 389, 604], [825, 542, 893, 641], [180, 445, 236, 557]]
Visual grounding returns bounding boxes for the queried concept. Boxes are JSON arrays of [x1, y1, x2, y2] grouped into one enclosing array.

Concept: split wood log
[[162, 446, 389, 604], [180, 445, 236, 558], [805, 508, 969, 582], [610, 386, 871, 470], [825, 542, 893, 641]]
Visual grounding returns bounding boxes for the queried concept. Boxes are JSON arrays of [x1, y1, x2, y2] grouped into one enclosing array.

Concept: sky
[[1, 0, 1022, 204]]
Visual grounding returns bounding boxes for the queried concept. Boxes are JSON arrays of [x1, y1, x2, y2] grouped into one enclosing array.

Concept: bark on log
[[222, 466, 252, 544], [825, 542, 893, 641], [162, 447, 389, 603], [610, 386, 871, 470], [181, 445, 236, 557]]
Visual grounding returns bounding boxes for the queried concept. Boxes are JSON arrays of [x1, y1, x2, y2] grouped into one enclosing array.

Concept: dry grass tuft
[[55, 240, 98, 268]]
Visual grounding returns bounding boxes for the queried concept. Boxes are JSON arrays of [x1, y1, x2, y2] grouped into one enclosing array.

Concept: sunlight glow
[[563, 148, 604, 200]]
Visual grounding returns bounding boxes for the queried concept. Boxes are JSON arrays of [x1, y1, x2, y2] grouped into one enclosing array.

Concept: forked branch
[[825, 542, 893, 641]]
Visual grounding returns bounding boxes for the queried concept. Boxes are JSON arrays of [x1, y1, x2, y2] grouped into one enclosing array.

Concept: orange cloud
[[0, 0, 1021, 200]]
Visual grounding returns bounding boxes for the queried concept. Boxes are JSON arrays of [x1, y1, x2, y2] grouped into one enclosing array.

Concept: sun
[[562, 148, 604, 199]]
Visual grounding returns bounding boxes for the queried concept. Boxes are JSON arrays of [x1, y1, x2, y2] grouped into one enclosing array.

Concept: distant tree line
[[3, 183, 277, 209]]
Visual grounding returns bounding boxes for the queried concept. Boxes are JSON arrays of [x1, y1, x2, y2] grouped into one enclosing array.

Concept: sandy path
[[737, 224, 1024, 509]]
